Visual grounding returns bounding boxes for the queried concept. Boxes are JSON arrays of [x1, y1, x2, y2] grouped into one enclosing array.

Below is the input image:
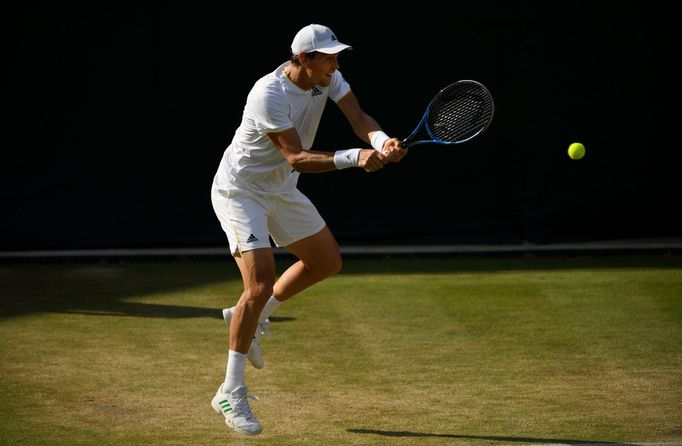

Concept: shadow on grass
[[1, 255, 680, 321], [347, 428, 637, 445], [62, 304, 296, 323], [0, 262, 295, 323]]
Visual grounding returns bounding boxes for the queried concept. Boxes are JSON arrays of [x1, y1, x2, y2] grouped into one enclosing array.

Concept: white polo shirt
[[215, 61, 351, 194]]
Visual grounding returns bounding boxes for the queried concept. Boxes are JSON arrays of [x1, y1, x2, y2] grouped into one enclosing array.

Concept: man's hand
[[381, 138, 408, 163], [358, 149, 386, 172]]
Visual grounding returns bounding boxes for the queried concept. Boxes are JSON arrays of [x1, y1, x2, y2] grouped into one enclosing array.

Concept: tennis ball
[[568, 142, 585, 160]]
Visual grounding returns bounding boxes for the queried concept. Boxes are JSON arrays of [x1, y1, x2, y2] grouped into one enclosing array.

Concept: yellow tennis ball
[[568, 142, 585, 160]]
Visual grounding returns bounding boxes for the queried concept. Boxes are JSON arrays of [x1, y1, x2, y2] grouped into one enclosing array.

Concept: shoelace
[[232, 392, 260, 421], [256, 319, 272, 340]]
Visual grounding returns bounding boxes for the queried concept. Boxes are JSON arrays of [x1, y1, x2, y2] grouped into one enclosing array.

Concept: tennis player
[[210, 23, 406, 435]]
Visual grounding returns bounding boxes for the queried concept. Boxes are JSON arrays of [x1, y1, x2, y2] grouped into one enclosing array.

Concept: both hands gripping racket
[[401, 80, 495, 148]]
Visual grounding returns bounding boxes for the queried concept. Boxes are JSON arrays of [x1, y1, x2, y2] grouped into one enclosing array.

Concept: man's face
[[305, 53, 340, 87]]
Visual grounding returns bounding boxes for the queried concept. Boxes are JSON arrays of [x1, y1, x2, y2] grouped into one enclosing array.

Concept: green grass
[[1, 256, 681, 445]]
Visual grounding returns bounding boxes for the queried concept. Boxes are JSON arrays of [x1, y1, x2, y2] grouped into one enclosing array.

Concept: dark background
[[3, 2, 680, 251]]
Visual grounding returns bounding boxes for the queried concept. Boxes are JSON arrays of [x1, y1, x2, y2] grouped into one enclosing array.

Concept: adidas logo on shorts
[[246, 234, 259, 243]]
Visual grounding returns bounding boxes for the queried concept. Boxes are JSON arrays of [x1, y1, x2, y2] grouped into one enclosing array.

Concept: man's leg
[[212, 248, 274, 436], [229, 248, 275, 361], [222, 248, 275, 369], [223, 226, 342, 370], [274, 225, 342, 300]]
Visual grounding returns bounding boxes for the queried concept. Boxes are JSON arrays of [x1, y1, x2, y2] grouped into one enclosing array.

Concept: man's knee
[[243, 283, 274, 308], [315, 253, 342, 279]]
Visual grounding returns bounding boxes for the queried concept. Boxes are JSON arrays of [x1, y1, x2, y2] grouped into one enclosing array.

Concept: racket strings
[[426, 84, 494, 143]]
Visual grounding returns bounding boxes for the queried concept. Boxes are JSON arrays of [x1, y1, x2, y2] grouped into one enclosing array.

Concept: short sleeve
[[248, 83, 294, 134], [328, 70, 351, 103]]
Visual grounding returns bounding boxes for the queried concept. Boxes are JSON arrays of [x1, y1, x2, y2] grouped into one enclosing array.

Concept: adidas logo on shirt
[[312, 87, 322, 97], [246, 234, 259, 243]]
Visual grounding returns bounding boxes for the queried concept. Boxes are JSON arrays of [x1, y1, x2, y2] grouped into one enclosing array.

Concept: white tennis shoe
[[222, 307, 271, 369], [211, 385, 262, 436]]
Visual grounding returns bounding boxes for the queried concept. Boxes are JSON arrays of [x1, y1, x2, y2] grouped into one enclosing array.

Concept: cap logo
[[331, 34, 337, 41]]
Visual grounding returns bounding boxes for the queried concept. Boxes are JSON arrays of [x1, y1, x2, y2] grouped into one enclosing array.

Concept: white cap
[[291, 24, 352, 55]]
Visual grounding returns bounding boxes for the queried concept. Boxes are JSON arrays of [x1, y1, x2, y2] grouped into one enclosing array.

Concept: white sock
[[223, 350, 247, 393], [259, 296, 282, 323]]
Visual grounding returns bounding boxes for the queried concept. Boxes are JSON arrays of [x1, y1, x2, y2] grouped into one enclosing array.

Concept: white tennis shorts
[[211, 179, 325, 256]]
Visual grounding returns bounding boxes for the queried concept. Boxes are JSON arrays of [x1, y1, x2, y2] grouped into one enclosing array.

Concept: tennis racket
[[401, 80, 494, 148]]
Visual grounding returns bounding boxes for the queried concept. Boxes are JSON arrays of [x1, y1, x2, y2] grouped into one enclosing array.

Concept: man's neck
[[284, 65, 314, 91]]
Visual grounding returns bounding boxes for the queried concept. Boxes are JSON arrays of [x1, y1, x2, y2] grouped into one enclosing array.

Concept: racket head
[[405, 80, 495, 148]]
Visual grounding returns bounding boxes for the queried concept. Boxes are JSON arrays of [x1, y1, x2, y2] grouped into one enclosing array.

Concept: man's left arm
[[336, 92, 407, 163]]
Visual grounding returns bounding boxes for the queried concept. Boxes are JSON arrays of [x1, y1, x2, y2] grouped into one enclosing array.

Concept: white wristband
[[370, 131, 390, 152], [333, 148, 361, 170]]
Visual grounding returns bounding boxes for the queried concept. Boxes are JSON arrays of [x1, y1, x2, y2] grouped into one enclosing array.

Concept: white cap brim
[[315, 43, 353, 54]]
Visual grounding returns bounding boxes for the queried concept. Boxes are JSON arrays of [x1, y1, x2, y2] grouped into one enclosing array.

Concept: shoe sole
[[226, 417, 263, 436], [222, 308, 264, 369]]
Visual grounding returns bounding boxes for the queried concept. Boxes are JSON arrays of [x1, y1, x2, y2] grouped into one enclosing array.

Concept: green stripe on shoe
[[219, 399, 232, 412]]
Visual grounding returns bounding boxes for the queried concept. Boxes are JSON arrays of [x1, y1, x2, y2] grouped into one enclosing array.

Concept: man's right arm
[[267, 128, 386, 173]]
